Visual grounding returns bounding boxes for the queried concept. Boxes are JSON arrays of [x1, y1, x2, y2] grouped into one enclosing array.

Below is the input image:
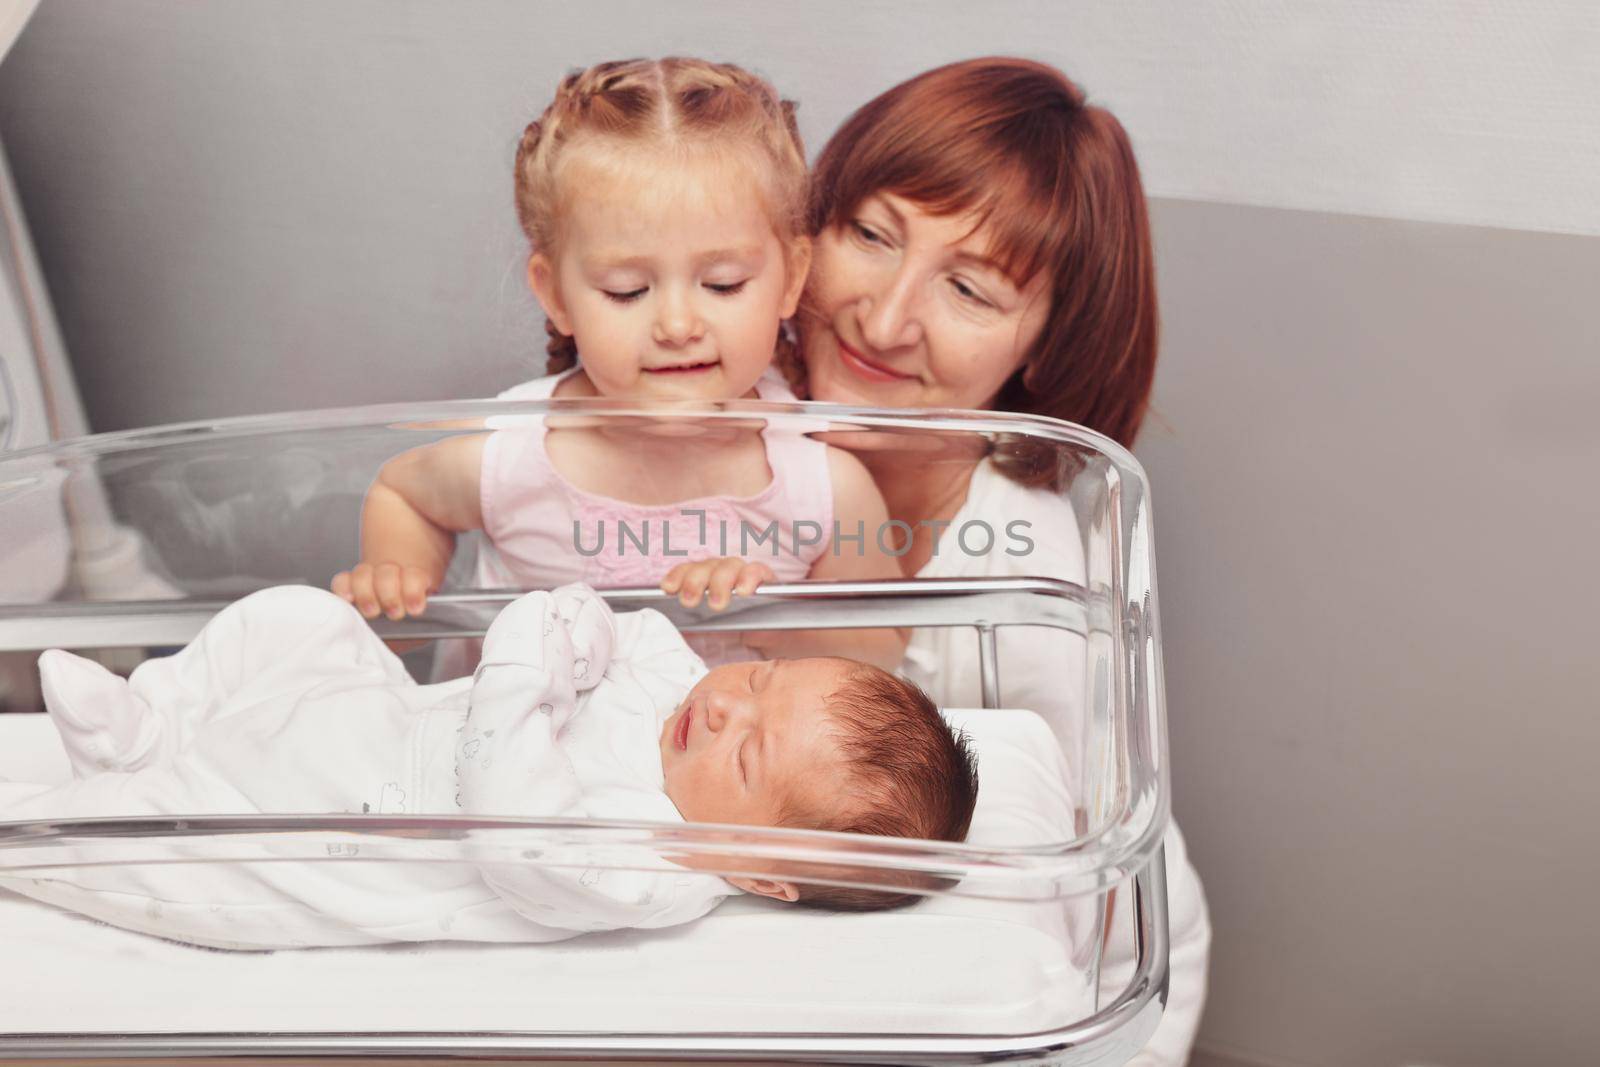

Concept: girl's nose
[[653, 288, 706, 347], [857, 266, 923, 351]]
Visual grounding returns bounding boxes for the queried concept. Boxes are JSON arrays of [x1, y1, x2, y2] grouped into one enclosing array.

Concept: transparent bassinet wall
[[0, 397, 1170, 1064]]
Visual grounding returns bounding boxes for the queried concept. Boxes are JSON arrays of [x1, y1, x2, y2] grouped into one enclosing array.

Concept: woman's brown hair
[[800, 57, 1158, 480]]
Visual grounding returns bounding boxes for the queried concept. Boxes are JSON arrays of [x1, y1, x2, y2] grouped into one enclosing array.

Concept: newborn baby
[[0, 585, 976, 949]]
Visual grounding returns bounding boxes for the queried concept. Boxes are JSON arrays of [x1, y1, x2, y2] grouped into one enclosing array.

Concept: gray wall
[[1142, 202, 1600, 1065], [5, 4, 1600, 1066]]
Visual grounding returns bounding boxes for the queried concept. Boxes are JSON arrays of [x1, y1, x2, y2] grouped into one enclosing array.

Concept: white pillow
[[944, 706, 1078, 848]]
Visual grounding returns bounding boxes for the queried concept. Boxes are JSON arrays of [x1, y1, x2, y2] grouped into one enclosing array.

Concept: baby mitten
[[551, 583, 616, 692], [38, 649, 163, 777]]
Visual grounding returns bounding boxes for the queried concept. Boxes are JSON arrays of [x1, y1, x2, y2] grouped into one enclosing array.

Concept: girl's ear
[[779, 236, 813, 319], [527, 254, 574, 336], [728, 876, 800, 903]]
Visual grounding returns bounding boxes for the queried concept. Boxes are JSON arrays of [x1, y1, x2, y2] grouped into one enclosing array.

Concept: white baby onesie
[[0, 584, 731, 949]]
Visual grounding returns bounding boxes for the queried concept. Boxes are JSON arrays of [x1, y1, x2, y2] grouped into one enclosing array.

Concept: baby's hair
[[513, 57, 809, 377], [786, 664, 980, 911]]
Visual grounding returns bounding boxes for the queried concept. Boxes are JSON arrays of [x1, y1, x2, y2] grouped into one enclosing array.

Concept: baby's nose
[[704, 689, 750, 729]]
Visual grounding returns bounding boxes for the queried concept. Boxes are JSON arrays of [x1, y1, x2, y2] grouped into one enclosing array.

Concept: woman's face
[[801, 193, 1051, 411]]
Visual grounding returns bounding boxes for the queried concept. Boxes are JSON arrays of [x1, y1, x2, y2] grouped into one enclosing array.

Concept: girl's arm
[[332, 433, 488, 619]]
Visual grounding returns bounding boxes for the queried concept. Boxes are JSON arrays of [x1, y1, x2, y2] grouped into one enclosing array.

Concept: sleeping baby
[[0, 584, 977, 949]]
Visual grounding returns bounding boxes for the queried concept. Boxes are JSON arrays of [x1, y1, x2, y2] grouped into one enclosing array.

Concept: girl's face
[[530, 148, 809, 401], [800, 193, 1050, 411]]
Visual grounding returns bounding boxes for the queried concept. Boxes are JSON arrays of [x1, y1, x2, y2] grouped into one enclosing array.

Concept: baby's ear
[[526, 254, 574, 336], [728, 876, 800, 903]]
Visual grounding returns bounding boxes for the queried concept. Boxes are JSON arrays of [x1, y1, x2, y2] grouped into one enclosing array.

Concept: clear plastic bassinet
[[0, 397, 1171, 1065]]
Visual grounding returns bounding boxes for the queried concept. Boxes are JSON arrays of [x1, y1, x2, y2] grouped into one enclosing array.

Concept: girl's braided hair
[[513, 58, 809, 379]]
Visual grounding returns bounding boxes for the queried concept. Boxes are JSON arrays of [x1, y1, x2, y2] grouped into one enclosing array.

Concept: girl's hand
[[335, 434, 487, 623], [660, 558, 776, 611], [332, 562, 436, 620]]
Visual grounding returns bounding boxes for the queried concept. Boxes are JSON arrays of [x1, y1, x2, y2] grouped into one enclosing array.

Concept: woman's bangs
[[958, 160, 1072, 289], [830, 131, 1071, 289]]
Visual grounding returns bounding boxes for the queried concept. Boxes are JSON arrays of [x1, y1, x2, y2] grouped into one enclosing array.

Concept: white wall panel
[[1047, 2, 1600, 235]]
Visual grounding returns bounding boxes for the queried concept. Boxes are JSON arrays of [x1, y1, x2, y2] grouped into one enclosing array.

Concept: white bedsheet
[[0, 707, 1097, 1036]]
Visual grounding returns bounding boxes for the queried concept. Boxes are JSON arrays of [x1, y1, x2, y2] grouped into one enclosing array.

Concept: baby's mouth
[[675, 703, 693, 750]]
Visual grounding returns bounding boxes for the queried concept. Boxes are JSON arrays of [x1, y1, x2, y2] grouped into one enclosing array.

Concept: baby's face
[[660, 657, 854, 828]]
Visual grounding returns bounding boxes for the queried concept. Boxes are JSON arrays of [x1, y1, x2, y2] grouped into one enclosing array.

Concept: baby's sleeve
[[610, 608, 710, 701], [458, 586, 727, 932], [456, 587, 596, 818]]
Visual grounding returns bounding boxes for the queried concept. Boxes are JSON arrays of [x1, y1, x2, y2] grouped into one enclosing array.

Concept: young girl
[[332, 57, 904, 669]]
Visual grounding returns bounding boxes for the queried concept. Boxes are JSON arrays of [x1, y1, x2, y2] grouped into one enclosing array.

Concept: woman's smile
[[835, 337, 918, 383]]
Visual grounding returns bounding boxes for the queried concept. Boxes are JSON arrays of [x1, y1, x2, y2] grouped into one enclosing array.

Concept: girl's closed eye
[[737, 740, 749, 785], [705, 279, 749, 295], [601, 286, 647, 304]]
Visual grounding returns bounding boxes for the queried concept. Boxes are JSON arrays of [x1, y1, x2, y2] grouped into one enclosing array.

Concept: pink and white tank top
[[471, 367, 834, 662]]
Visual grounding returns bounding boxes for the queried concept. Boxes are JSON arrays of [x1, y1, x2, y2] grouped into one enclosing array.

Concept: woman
[[790, 58, 1211, 1065]]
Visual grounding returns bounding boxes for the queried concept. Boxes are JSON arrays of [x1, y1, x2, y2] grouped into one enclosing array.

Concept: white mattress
[[0, 708, 1094, 1036]]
